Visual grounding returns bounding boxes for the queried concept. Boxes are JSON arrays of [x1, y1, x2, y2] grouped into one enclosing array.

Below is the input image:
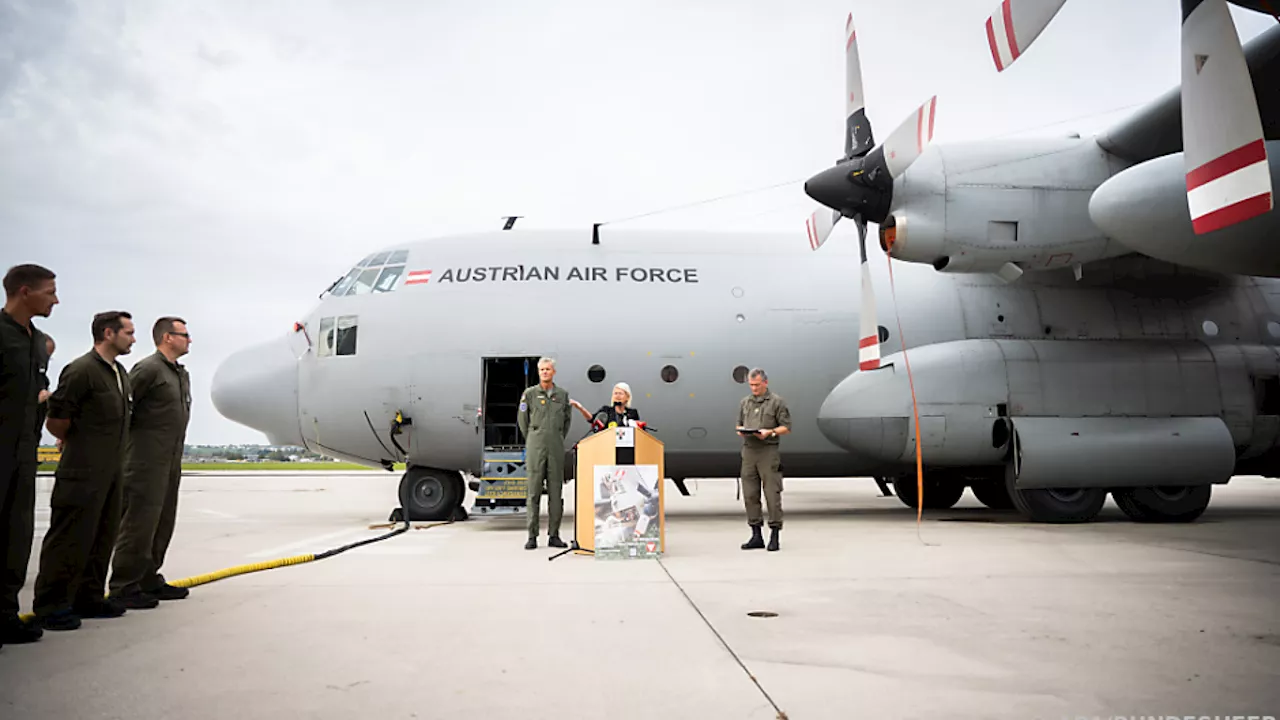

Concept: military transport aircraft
[[212, 7, 1280, 526]]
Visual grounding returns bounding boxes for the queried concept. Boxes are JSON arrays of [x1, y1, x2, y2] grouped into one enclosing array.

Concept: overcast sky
[[3, 0, 1276, 446]]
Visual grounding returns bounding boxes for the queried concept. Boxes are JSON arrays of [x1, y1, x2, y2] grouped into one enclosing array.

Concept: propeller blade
[[845, 12, 874, 159], [856, 218, 881, 371], [1180, 0, 1272, 234], [862, 96, 938, 181], [984, 0, 1068, 72], [806, 208, 841, 250]]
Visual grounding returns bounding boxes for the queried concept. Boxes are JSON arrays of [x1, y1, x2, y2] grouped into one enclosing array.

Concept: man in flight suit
[[736, 368, 791, 552], [0, 264, 58, 647], [109, 317, 193, 607], [517, 357, 573, 550], [34, 310, 156, 631]]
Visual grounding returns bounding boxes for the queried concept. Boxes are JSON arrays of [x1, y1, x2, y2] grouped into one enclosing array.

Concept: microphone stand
[[549, 413, 606, 562]]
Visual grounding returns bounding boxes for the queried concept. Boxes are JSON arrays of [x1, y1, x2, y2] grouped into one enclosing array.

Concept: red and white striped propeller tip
[[1181, 0, 1272, 234], [985, 0, 1068, 72]]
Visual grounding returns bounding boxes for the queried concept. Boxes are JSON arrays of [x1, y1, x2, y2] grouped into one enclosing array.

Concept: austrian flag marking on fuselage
[[405, 270, 432, 285]]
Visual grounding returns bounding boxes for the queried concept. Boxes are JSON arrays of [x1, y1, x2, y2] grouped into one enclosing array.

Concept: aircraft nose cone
[[211, 334, 303, 446]]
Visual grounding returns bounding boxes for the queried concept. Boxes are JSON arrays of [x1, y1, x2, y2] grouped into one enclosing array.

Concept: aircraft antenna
[[502, 216, 522, 230]]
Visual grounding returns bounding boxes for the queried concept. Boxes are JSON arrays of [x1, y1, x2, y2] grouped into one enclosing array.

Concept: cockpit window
[[326, 249, 408, 297]]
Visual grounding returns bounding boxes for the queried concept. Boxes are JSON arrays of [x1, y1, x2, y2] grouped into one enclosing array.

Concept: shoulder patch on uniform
[[518, 401, 527, 411]]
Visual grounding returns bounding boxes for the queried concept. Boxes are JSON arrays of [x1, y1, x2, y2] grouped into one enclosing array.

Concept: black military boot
[[767, 527, 780, 552], [0, 615, 43, 644], [114, 590, 160, 610], [741, 524, 764, 550], [548, 536, 567, 548], [150, 584, 190, 601], [525, 537, 537, 550]]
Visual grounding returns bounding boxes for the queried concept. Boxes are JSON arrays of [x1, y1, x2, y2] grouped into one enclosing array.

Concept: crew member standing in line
[[34, 311, 157, 631], [0, 264, 58, 647], [736, 368, 791, 552], [517, 357, 573, 550], [110, 317, 193, 607]]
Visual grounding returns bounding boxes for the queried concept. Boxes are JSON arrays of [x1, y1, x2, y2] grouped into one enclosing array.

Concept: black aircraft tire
[[401, 467, 463, 521], [1112, 485, 1211, 523], [1007, 484, 1107, 523], [970, 480, 1016, 510], [892, 474, 966, 510], [1004, 466, 1105, 523]]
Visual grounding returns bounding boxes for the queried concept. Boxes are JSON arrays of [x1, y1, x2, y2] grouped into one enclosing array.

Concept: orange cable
[[884, 236, 928, 539]]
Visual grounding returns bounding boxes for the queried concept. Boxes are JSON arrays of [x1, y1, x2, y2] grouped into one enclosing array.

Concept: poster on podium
[[593, 464, 662, 560]]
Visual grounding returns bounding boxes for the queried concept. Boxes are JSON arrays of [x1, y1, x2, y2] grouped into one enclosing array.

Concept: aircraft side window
[[661, 365, 678, 383], [588, 365, 606, 383], [335, 315, 359, 356], [732, 365, 748, 383], [373, 265, 404, 293], [317, 317, 335, 357], [388, 249, 409, 264]]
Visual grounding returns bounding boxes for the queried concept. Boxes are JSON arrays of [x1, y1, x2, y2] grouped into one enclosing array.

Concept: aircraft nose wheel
[[393, 467, 464, 521]]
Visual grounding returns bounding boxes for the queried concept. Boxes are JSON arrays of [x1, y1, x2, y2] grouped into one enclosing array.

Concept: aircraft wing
[[1097, 22, 1280, 165]]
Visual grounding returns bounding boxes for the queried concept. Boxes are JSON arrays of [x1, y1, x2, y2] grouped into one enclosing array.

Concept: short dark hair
[[92, 311, 133, 343], [153, 316, 186, 345], [4, 264, 56, 298]]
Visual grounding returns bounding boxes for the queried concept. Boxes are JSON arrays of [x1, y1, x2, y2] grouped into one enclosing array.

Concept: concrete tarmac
[[1, 472, 1278, 720]]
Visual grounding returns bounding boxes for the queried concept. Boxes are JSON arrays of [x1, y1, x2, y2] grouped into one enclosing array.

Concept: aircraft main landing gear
[[1112, 485, 1211, 523], [892, 472, 966, 510], [393, 466, 467, 522]]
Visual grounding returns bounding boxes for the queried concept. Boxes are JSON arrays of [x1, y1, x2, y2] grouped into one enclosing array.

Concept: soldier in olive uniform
[[736, 368, 791, 552], [109, 317, 193, 606], [516, 357, 574, 550], [0, 264, 58, 647], [34, 310, 155, 631]]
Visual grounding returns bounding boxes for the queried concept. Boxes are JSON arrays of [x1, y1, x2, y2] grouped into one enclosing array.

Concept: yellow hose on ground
[[15, 519, 451, 625]]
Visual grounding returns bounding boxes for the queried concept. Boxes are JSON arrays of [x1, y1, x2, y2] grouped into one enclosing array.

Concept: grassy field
[[38, 461, 405, 473]]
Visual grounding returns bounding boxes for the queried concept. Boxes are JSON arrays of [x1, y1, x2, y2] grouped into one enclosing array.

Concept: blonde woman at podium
[[569, 382, 640, 432]]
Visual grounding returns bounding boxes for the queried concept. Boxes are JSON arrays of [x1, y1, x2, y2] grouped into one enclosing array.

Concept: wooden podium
[[573, 425, 665, 554]]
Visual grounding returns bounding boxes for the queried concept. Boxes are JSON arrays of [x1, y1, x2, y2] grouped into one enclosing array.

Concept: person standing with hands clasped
[[735, 368, 791, 552], [110, 317, 193, 607], [34, 311, 153, 632], [517, 357, 573, 550]]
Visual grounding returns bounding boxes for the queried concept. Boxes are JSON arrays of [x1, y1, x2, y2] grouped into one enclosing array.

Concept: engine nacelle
[[1088, 141, 1280, 277], [817, 339, 1280, 488], [881, 138, 1130, 275]]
